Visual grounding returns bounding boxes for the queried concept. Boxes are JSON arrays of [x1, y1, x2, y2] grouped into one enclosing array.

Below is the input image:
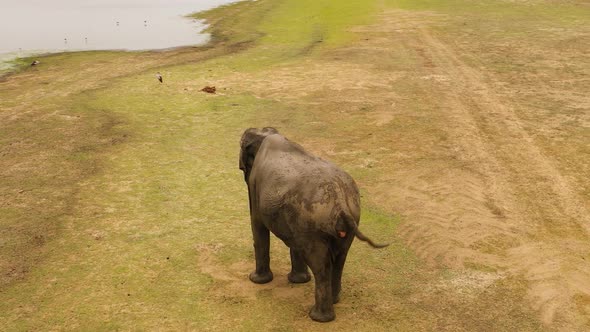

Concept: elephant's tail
[[340, 212, 389, 249]]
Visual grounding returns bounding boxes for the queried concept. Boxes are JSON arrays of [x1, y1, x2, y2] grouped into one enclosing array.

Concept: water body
[[0, 0, 238, 69]]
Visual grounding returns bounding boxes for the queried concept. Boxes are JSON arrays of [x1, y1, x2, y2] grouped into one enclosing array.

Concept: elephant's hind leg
[[249, 221, 273, 284], [305, 242, 335, 322], [332, 237, 354, 304], [331, 249, 349, 304], [288, 248, 311, 283]]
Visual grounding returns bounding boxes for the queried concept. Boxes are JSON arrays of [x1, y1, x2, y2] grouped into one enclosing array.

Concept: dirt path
[[370, 9, 590, 328], [362, 10, 590, 328], [411, 26, 590, 325]]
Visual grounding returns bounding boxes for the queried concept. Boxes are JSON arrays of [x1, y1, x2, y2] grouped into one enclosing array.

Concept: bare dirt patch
[[195, 243, 307, 303]]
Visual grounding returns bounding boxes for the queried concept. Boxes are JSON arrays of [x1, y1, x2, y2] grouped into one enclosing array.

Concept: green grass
[[192, 0, 378, 71], [0, 57, 31, 76]]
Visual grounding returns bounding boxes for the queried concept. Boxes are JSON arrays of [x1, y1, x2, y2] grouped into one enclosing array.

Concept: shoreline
[[0, 0, 242, 76]]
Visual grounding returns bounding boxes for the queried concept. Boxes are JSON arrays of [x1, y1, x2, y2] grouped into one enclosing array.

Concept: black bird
[[156, 72, 163, 83], [31, 60, 40, 66]]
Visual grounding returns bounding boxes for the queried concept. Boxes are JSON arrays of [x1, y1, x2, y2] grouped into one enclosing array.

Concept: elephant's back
[[282, 161, 360, 231], [255, 134, 361, 230]]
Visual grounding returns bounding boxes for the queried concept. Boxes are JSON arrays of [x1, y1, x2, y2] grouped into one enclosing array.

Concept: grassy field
[[1, 0, 588, 330]]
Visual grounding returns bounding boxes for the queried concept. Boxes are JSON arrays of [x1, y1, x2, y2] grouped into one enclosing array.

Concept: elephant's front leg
[[249, 220, 273, 284], [305, 244, 335, 322], [288, 248, 311, 283]]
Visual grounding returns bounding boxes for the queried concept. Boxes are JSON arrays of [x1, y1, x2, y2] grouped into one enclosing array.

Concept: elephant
[[239, 127, 388, 322]]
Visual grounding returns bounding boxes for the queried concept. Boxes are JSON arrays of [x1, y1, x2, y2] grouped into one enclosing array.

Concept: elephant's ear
[[239, 127, 280, 180], [239, 128, 258, 178], [241, 143, 256, 171], [239, 148, 246, 171], [239, 143, 254, 172]]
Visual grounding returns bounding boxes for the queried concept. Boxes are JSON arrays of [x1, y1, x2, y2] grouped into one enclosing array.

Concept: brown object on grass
[[201, 86, 216, 94]]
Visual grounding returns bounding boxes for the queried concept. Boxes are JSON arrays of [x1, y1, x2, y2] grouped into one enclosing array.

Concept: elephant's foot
[[249, 270, 273, 284], [288, 271, 311, 284], [309, 305, 335, 322]]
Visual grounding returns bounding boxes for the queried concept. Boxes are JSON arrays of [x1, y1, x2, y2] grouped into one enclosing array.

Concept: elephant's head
[[239, 127, 279, 182]]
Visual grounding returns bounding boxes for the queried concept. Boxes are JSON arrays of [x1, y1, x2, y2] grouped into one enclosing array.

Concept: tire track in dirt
[[412, 27, 590, 327]]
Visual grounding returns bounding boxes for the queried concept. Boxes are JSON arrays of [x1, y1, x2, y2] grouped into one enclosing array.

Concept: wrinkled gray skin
[[239, 127, 388, 322]]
